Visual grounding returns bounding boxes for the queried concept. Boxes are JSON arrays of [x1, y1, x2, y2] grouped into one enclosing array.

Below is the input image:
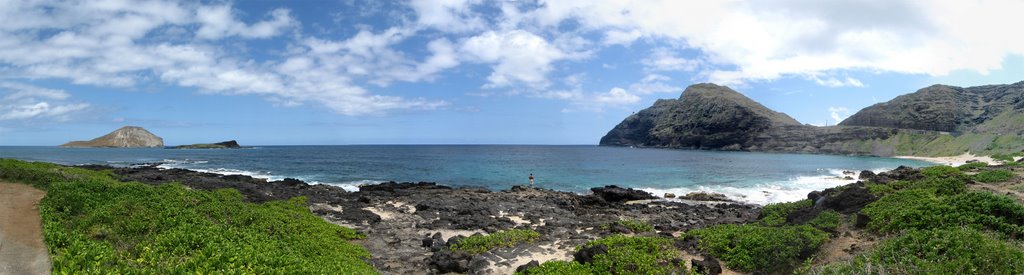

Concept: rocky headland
[[601, 81, 1024, 157], [60, 126, 164, 148], [172, 140, 245, 149]]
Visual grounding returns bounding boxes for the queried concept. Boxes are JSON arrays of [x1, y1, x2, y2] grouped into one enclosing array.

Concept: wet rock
[[786, 207, 823, 225], [858, 170, 876, 182], [821, 183, 878, 214], [573, 244, 608, 264], [429, 249, 472, 273], [854, 213, 871, 228], [665, 192, 676, 198], [691, 256, 722, 275], [680, 192, 733, 202], [590, 185, 657, 202], [515, 260, 540, 273]]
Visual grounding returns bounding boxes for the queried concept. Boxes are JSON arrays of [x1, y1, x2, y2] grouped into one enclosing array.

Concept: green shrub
[[920, 165, 961, 178], [813, 228, 1024, 274], [451, 229, 540, 254], [518, 235, 687, 275], [807, 210, 842, 232], [973, 169, 1015, 183], [759, 199, 813, 226], [991, 152, 1023, 162], [689, 224, 828, 273], [957, 161, 989, 171], [518, 260, 594, 275], [861, 189, 1024, 236], [1, 159, 376, 274], [0, 159, 113, 190]]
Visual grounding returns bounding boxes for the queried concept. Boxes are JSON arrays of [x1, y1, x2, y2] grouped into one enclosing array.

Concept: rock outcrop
[[601, 81, 1024, 156], [60, 126, 163, 148], [601, 83, 800, 149], [172, 140, 243, 149]]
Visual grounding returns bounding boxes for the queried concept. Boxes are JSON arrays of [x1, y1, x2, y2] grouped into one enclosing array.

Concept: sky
[[0, 0, 1022, 146]]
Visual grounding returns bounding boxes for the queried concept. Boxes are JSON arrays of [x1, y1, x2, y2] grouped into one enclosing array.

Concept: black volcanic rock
[[173, 140, 243, 149], [590, 185, 657, 202]]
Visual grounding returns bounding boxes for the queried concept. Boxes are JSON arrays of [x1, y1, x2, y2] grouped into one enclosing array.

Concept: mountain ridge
[[601, 81, 1024, 157]]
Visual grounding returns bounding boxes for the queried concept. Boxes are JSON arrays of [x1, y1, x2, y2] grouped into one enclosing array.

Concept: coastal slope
[[60, 126, 164, 148], [601, 82, 1024, 156]]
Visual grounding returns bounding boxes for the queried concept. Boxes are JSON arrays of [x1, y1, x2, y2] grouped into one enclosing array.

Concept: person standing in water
[[529, 173, 534, 188]]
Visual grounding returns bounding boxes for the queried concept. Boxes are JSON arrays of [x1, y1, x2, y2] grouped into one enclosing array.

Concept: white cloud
[[594, 87, 641, 105], [461, 30, 568, 88], [828, 106, 849, 124], [0, 82, 89, 121], [642, 48, 700, 72], [196, 6, 296, 39], [511, 0, 1024, 86], [409, 0, 485, 32], [0, 1, 448, 116], [812, 76, 864, 88], [629, 74, 682, 95]]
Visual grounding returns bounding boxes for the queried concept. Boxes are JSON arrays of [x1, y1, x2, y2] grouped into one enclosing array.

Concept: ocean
[[0, 145, 933, 204]]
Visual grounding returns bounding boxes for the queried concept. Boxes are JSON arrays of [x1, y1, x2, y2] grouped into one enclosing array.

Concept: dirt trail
[[0, 182, 50, 275]]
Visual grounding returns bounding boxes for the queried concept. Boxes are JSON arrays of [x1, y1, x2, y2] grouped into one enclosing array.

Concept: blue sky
[[0, 0, 1022, 145]]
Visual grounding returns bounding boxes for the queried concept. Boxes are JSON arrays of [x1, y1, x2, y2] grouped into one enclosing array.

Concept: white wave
[[640, 167, 893, 205], [311, 180, 385, 192]]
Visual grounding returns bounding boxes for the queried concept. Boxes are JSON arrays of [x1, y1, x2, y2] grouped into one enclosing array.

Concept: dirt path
[[0, 182, 50, 275]]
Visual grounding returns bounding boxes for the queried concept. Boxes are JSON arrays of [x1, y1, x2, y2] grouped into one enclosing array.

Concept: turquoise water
[[0, 145, 933, 204]]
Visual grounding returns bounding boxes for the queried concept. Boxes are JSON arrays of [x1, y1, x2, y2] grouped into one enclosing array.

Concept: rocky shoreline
[[78, 164, 761, 274]]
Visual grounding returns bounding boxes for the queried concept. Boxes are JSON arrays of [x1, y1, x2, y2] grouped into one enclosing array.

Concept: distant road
[[0, 182, 50, 275]]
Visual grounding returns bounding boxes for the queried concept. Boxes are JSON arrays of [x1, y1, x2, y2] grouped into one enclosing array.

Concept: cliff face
[[600, 82, 1024, 156], [61, 126, 164, 148]]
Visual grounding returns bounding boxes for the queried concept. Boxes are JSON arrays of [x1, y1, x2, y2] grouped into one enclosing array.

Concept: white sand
[[894, 153, 997, 167], [492, 243, 573, 275]]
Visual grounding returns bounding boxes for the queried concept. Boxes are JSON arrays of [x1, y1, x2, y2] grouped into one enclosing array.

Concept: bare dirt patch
[[0, 182, 50, 275]]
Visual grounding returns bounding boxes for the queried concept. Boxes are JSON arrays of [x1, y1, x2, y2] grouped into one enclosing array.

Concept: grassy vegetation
[[812, 228, 1024, 274], [758, 199, 813, 226], [451, 229, 540, 254], [957, 161, 989, 171], [0, 159, 376, 274], [518, 235, 688, 275], [973, 169, 1016, 183], [807, 210, 841, 232], [689, 224, 828, 273]]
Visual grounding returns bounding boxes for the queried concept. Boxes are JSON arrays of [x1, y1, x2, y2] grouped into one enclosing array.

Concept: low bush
[[689, 224, 828, 273], [920, 165, 961, 178], [518, 235, 687, 275], [1, 159, 376, 274], [812, 228, 1024, 274], [807, 210, 842, 232], [973, 169, 1015, 183], [451, 229, 540, 254], [759, 199, 813, 226], [861, 189, 1024, 236]]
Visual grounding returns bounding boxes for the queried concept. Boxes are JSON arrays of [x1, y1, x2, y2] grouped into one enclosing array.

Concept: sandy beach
[[893, 153, 998, 167]]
